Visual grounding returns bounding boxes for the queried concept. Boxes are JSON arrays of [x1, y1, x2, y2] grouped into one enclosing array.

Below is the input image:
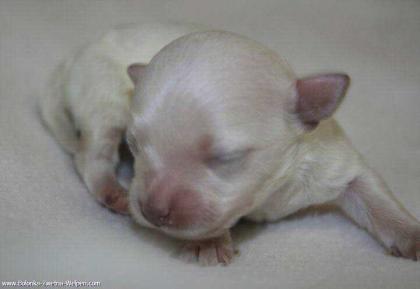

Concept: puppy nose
[[140, 200, 171, 227]]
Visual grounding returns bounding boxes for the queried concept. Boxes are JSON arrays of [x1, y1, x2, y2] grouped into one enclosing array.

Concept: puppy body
[[41, 23, 419, 265]]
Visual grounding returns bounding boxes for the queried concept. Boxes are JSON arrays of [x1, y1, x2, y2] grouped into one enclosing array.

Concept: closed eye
[[205, 148, 252, 177]]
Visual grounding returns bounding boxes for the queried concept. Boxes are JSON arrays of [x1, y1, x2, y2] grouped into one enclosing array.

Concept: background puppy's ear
[[127, 63, 147, 84], [295, 73, 350, 129]]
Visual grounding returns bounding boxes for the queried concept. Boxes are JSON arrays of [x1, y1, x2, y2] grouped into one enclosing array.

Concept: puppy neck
[[252, 138, 303, 210]]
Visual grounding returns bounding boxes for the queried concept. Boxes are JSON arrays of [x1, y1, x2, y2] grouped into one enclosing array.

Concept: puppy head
[[126, 31, 349, 240]]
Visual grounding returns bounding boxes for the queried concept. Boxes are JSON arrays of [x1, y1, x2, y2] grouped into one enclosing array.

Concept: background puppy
[[40, 23, 420, 265]]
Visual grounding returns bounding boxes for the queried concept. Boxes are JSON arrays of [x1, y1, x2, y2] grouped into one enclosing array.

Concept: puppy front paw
[[177, 232, 237, 266], [96, 177, 129, 215]]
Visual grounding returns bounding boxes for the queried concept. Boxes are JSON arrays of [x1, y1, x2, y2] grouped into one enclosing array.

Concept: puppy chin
[[128, 195, 228, 240], [130, 202, 236, 240], [160, 225, 224, 240]]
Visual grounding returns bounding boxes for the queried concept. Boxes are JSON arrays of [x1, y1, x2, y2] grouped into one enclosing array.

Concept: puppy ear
[[127, 63, 146, 84], [295, 73, 350, 129]]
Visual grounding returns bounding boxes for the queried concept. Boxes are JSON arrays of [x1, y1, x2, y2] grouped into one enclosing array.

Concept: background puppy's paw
[[97, 177, 129, 215]]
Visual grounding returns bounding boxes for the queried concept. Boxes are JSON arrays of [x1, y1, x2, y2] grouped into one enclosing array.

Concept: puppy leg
[[74, 126, 129, 214], [178, 230, 235, 266], [335, 169, 420, 260]]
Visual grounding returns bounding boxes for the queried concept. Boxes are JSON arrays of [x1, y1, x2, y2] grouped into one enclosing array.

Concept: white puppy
[[40, 23, 420, 265]]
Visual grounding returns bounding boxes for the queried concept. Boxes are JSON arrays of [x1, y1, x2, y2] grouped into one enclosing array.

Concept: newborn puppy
[[40, 23, 420, 265]]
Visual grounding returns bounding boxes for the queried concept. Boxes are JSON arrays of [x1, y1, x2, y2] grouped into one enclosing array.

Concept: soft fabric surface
[[1, 1, 419, 288]]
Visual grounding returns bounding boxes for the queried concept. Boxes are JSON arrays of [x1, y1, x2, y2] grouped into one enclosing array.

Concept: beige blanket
[[1, 0, 419, 288]]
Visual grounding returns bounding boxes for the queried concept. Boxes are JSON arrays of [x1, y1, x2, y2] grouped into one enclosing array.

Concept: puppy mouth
[[136, 200, 204, 230], [137, 200, 171, 228], [135, 199, 227, 239], [139, 203, 171, 227]]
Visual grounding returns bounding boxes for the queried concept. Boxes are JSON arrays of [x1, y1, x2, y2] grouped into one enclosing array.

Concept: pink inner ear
[[296, 73, 350, 127], [127, 63, 146, 84]]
